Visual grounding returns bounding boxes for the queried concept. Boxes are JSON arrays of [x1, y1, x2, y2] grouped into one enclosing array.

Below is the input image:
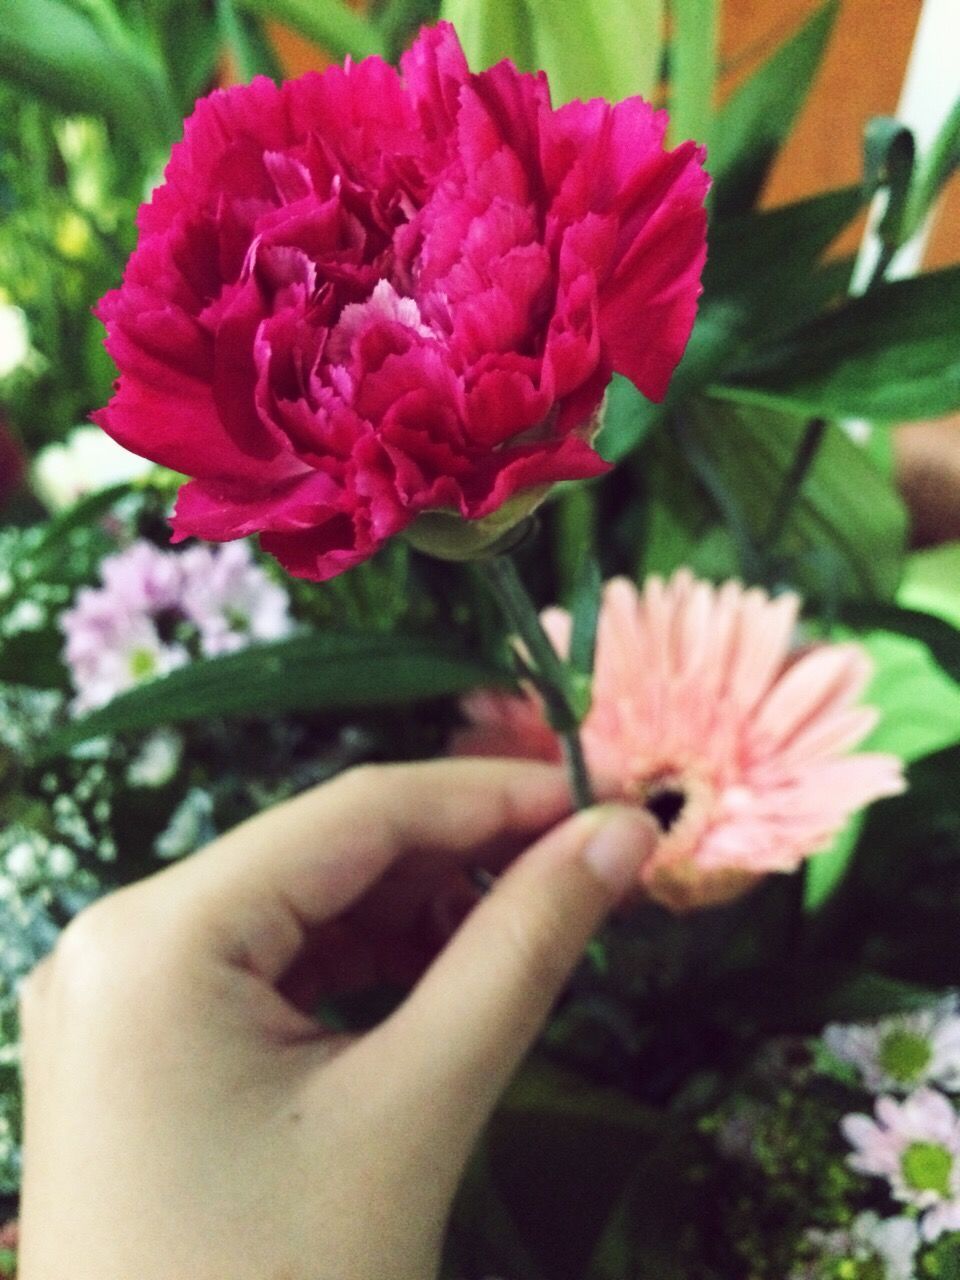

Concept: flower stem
[[478, 554, 595, 810], [762, 416, 827, 554]]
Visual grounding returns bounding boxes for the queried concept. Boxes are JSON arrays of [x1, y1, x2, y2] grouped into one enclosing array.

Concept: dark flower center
[[645, 787, 687, 833], [153, 608, 186, 645]]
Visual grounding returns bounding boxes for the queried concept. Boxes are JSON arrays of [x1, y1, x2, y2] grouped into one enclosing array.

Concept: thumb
[[368, 805, 658, 1134]]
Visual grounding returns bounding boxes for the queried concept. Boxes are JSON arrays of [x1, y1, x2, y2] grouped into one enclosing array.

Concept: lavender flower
[[842, 1088, 960, 1241], [60, 539, 294, 713], [178, 542, 294, 657]]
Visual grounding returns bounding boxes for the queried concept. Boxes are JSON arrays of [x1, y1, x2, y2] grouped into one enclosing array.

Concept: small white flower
[[825, 999, 960, 1094], [850, 1212, 920, 1280], [154, 788, 216, 860], [0, 304, 30, 379], [126, 730, 183, 789], [33, 425, 152, 511]]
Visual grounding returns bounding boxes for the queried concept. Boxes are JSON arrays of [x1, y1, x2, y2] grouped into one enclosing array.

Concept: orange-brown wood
[[719, 0, 957, 265]]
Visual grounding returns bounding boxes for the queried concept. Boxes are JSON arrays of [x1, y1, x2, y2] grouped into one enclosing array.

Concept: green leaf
[[838, 603, 960, 685], [810, 970, 936, 1023], [596, 373, 660, 463], [439, 0, 536, 73], [685, 396, 907, 599], [905, 95, 960, 241], [669, 0, 718, 148], [528, 0, 664, 104], [485, 1061, 669, 1280], [216, 0, 283, 81], [710, 0, 839, 216], [569, 554, 602, 678], [234, 0, 386, 61], [601, 187, 862, 461], [718, 266, 960, 422], [0, 0, 178, 152], [442, 0, 663, 103], [804, 569, 960, 910], [862, 116, 916, 275], [36, 632, 512, 759], [898, 541, 960, 628]]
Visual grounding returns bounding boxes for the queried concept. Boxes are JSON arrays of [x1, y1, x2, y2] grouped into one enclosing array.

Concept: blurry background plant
[[1, 0, 960, 1275]]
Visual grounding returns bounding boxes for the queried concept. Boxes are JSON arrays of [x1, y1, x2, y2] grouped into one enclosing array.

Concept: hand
[[17, 759, 656, 1280]]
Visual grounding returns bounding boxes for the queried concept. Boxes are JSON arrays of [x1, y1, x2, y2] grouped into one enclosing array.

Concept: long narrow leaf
[[711, 0, 839, 215], [1, 0, 177, 151], [216, 0, 284, 81], [669, 0, 717, 147], [36, 632, 511, 760], [234, 0, 387, 61]]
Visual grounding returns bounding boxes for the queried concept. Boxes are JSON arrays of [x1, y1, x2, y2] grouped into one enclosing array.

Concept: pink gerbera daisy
[[452, 570, 905, 911]]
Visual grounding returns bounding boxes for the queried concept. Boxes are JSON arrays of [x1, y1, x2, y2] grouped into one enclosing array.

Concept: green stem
[[762, 416, 827, 554], [479, 555, 595, 810]]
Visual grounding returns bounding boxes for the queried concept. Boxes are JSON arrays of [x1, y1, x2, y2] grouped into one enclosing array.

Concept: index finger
[[170, 759, 571, 979]]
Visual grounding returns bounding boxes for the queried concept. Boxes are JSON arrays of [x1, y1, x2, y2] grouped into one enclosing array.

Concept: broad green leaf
[[36, 632, 511, 759], [668, 0, 717, 148], [899, 541, 960, 628], [1, 0, 178, 152], [234, 0, 386, 61], [600, 187, 862, 461], [717, 266, 960, 422], [685, 396, 907, 599], [710, 0, 839, 216], [804, 558, 960, 909]]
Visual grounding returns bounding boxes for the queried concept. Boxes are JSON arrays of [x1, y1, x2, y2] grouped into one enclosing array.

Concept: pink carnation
[[452, 571, 905, 911], [93, 23, 708, 581]]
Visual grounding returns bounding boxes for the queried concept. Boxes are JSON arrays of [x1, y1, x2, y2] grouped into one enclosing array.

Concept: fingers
[[172, 759, 572, 980], [366, 804, 658, 1135]]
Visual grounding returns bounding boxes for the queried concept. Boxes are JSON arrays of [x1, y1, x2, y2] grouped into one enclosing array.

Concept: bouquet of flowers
[[1, 0, 959, 1274]]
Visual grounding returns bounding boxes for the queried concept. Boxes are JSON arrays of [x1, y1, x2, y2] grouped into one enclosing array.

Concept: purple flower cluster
[[61, 540, 294, 714]]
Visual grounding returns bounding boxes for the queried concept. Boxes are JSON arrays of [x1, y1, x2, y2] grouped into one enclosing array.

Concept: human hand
[[17, 759, 656, 1280]]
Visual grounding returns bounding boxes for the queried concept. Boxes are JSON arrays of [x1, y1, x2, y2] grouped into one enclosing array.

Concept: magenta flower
[[452, 571, 904, 911], [93, 23, 708, 581]]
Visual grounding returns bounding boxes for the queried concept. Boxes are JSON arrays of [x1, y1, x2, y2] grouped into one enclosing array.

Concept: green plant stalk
[[762, 416, 827, 555], [234, 0, 387, 61], [764, 184, 904, 554], [553, 485, 597, 604], [478, 554, 595, 809]]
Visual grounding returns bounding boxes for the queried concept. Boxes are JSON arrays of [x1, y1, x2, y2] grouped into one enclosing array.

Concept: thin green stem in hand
[[478, 555, 595, 810]]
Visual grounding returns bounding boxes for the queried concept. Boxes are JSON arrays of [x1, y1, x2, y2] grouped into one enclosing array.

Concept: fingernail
[[582, 806, 658, 895]]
